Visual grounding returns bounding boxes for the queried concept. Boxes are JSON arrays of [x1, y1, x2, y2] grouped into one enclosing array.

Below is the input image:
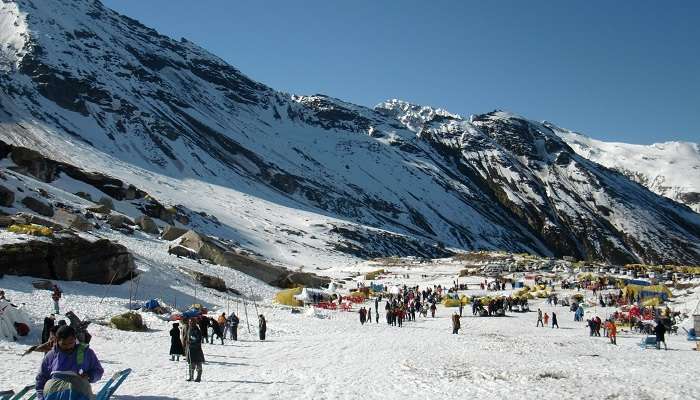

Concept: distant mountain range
[[1, 0, 699, 266]]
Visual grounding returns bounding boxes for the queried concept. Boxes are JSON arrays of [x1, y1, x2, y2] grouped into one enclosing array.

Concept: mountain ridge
[[1, 0, 699, 267]]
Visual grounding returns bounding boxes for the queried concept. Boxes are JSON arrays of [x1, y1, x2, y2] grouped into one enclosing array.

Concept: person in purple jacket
[[35, 325, 104, 400]]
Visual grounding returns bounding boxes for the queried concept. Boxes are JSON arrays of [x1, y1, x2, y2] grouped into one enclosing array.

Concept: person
[[42, 315, 56, 344], [186, 319, 204, 382], [359, 307, 366, 325], [169, 323, 184, 361], [51, 285, 62, 315], [543, 313, 549, 326], [198, 316, 209, 344], [367, 307, 372, 326], [430, 303, 436, 318], [655, 320, 667, 350], [536, 309, 543, 327], [210, 317, 224, 345], [217, 313, 227, 336], [227, 313, 239, 341], [458, 301, 463, 317], [606, 320, 617, 345], [35, 326, 104, 400], [551, 312, 559, 328], [451, 312, 460, 334], [258, 315, 267, 341], [0, 290, 5, 301]]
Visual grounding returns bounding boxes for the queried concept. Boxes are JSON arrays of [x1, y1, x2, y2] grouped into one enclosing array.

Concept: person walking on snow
[[606, 320, 617, 345], [551, 312, 559, 328], [227, 313, 239, 341], [198, 317, 209, 344], [51, 285, 62, 315], [430, 303, 436, 318], [536, 309, 544, 327], [654, 320, 667, 350], [451, 312, 461, 334], [258, 315, 267, 341], [169, 323, 184, 361], [359, 307, 366, 325], [186, 319, 204, 382], [544, 313, 549, 326], [367, 307, 372, 326]]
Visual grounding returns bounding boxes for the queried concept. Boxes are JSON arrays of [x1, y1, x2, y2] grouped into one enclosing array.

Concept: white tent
[[0, 299, 31, 340], [294, 288, 332, 304]]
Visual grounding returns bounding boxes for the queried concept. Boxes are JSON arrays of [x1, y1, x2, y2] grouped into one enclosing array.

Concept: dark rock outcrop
[[0, 233, 136, 284], [21, 196, 54, 217], [0, 185, 14, 207], [178, 230, 329, 288]]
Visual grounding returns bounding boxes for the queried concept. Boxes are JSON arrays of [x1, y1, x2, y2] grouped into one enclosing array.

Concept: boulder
[[197, 274, 226, 292], [0, 215, 13, 227], [181, 267, 227, 292], [9, 147, 59, 182], [97, 196, 114, 211], [161, 225, 188, 241], [0, 233, 136, 284], [178, 230, 329, 288], [86, 204, 111, 214], [74, 192, 93, 201], [140, 198, 175, 223], [275, 272, 331, 289], [135, 215, 158, 234], [168, 245, 200, 259], [32, 279, 54, 290], [110, 312, 147, 331], [107, 214, 135, 229], [15, 213, 64, 230], [0, 185, 14, 207], [21, 197, 54, 217], [53, 209, 92, 231], [124, 185, 138, 201]]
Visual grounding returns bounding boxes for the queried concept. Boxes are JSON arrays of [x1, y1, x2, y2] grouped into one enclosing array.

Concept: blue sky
[[102, 0, 699, 144]]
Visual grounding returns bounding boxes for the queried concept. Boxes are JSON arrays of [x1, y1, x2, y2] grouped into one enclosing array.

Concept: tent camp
[[0, 299, 31, 340]]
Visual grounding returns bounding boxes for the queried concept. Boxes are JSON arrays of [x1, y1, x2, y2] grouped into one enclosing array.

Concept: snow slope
[[551, 125, 700, 213]]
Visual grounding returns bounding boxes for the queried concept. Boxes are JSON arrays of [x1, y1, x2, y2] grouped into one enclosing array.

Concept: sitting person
[[35, 325, 104, 400]]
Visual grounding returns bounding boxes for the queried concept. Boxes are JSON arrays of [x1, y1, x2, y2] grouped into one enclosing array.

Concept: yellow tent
[[274, 287, 303, 307], [623, 284, 672, 301]]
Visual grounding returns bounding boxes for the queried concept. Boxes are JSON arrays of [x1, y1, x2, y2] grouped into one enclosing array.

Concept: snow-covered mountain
[[549, 125, 700, 213], [1, 0, 699, 266]]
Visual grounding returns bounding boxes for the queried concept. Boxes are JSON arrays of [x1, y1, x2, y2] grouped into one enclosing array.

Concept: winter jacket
[[169, 326, 184, 355], [187, 326, 205, 363], [35, 343, 103, 400], [655, 323, 667, 340]]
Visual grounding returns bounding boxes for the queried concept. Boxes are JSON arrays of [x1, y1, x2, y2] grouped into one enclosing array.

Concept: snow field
[[2, 258, 699, 399]]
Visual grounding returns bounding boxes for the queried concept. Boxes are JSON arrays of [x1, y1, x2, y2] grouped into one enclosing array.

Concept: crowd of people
[[168, 312, 267, 382], [16, 286, 272, 398]]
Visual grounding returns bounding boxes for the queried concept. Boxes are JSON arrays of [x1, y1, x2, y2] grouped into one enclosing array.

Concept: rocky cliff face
[[1, 0, 699, 266]]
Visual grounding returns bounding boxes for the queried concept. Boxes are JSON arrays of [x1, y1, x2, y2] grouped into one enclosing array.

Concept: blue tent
[[143, 299, 160, 310]]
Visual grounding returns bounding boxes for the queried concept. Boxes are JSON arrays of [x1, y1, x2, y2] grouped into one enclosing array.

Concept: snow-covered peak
[[374, 99, 462, 132], [547, 122, 700, 212], [0, 1, 29, 71]]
